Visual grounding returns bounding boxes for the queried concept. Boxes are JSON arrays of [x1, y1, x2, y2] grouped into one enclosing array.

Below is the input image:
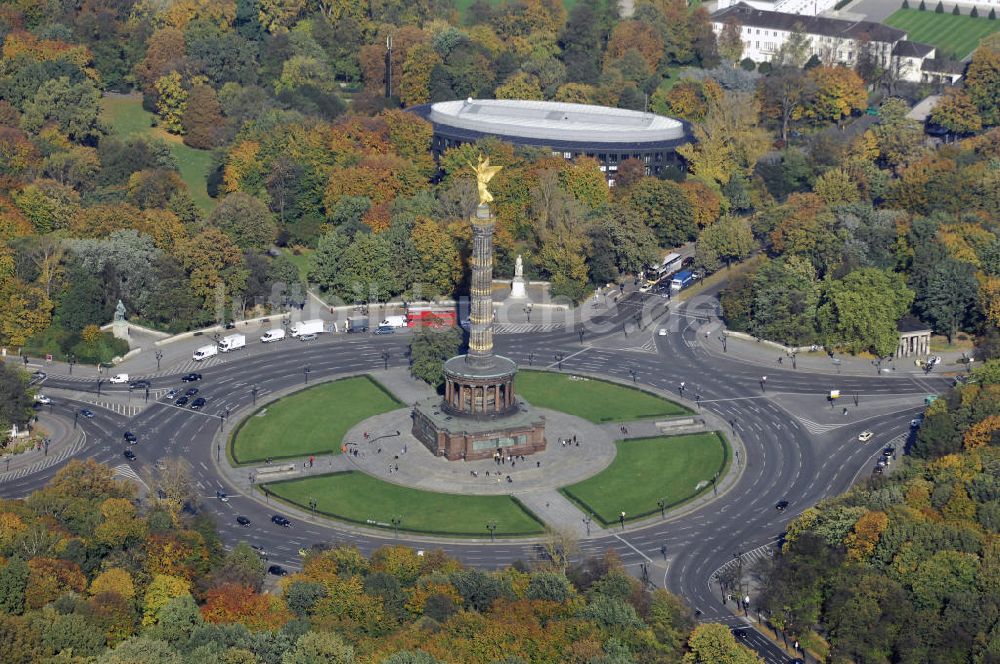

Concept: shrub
[[935, 1, 944, 12], [988, 7, 995, 17], [919, 0, 926, 9], [902, 0, 909, 7], [740, 57, 757, 71], [970, 6, 978, 16], [952, 4, 960, 14]]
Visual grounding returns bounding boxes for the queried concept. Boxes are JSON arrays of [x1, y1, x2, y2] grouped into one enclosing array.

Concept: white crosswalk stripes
[[493, 323, 564, 335], [709, 541, 779, 582], [792, 416, 849, 435], [0, 432, 87, 482]]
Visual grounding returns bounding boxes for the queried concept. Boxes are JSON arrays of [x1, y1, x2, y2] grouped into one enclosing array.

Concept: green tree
[[683, 623, 763, 663], [209, 192, 277, 253], [818, 268, 915, 356], [381, 652, 442, 664], [588, 206, 659, 282], [625, 178, 696, 246], [965, 40, 1000, 125], [919, 258, 979, 343], [20, 77, 103, 143], [0, 557, 29, 615], [409, 327, 462, 389], [695, 216, 755, 272], [281, 630, 354, 664]]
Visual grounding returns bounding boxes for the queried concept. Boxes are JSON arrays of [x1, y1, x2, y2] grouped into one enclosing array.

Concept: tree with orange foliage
[[0, 127, 41, 188], [323, 155, 427, 209], [844, 511, 889, 561], [25, 557, 87, 610], [134, 28, 187, 92], [605, 21, 664, 73], [202, 583, 291, 631], [89, 568, 136, 600], [680, 180, 723, 227], [94, 498, 148, 549], [804, 66, 867, 124], [559, 157, 609, 210], [963, 415, 1000, 450]]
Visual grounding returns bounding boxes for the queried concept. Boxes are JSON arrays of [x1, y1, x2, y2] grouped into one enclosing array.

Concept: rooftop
[[425, 99, 686, 144], [893, 40, 935, 58], [711, 3, 907, 43], [897, 316, 931, 334], [921, 57, 966, 75]]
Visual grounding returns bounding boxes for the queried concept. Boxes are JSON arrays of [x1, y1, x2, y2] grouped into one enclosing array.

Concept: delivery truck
[[380, 315, 407, 329], [192, 344, 218, 361], [218, 333, 246, 352], [670, 270, 695, 292], [289, 319, 325, 337], [346, 316, 369, 333], [260, 328, 285, 343]]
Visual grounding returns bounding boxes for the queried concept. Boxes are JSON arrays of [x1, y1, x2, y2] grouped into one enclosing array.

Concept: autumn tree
[[928, 88, 983, 135], [759, 66, 814, 142], [818, 267, 915, 356], [154, 71, 188, 134], [804, 66, 867, 124], [678, 91, 771, 186], [717, 18, 744, 62], [695, 216, 755, 271], [683, 623, 764, 663], [209, 192, 277, 253], [181, 82, 225, 149], [410, 217, 461, 297], [964, 39, 1000, 126]]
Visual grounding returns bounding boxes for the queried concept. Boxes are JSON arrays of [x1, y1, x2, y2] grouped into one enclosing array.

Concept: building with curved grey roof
[[409, 99, 692, 183]]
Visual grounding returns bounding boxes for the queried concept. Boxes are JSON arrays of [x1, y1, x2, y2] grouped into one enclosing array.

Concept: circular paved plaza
[[341, 408, 617, 495]]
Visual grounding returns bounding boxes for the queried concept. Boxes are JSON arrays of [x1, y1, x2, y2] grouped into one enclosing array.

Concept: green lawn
[[264, 471, 544, 536], [281, 248, 313, 282], [231, 376, 402, 464], [100, 94, 215, 212], [561, 433, 729, 525], [515, 371, 690, 423], [885, 9, 999, 58]]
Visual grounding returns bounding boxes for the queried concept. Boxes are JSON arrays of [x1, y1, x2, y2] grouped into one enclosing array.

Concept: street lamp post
[[678, 382, 685, 397], [712, 471, 719, 495], [760, 376, 767, 392], [145, 387, 149, 402], [309, 498, 318, 514], [304, 366, 311, 384], [68, 354, 75, 375], [854, 391, 859, 406], [96, 378, 103, 396], [217, 443, 221, 461], [251, 384, 258, 405], [382, 350, 390, 370], [391, 515, 401, 537], [582, 514, 592, 536], [578, 328, 584, 345], [619, 511, 626, 530], [657, 498, 667, 519], [486, 520, 497, 542], [154, 350, 163, 371], [554, 353, 564, 370], [629, 369, 637, 384], [218, 415, 224, 432], [695, 394, 702, 410], [528, 353, 534, 366]]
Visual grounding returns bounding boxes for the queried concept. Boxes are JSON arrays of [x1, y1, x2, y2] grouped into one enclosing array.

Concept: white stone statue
[[509, 254, 527, 300]]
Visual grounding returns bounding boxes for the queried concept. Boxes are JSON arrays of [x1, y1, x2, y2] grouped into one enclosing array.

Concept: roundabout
[[232, 369, 730, 538]]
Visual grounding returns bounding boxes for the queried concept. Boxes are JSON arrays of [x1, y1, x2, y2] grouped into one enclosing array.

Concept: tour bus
[[405, 306, 457, 328], [641, 252, 683, 291]]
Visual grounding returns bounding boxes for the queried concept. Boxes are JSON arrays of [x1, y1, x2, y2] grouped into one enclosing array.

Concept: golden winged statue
[[469, 155, 502, 206]]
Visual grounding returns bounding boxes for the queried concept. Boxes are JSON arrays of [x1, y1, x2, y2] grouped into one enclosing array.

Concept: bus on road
[[641, 252, 682, 291]]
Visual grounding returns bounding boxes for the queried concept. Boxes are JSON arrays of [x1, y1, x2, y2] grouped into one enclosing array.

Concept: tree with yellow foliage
[[142, 574, 191, 626], [844, 511, 889, 562], [89, 568, 137, 600]]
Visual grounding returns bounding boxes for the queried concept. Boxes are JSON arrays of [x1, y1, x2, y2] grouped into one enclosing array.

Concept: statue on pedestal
[[510, 253, 527, 300], [112, 299, 129, 341]]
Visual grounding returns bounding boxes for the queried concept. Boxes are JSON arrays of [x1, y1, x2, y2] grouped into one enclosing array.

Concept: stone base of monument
[[411, 396, 546, 461], [508, 276, 527, 299], [112, 320, 129, 342]]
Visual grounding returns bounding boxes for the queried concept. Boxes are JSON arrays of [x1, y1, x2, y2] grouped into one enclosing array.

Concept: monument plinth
[[412, 159, 546, 461], [509, 254, 527, 300]]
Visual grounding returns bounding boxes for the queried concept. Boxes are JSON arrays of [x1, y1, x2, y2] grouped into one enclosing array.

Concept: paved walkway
[[698, 329, 969, 378]]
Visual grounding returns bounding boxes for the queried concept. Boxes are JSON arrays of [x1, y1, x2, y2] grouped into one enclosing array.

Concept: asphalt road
[[5, 291, 948, 662]]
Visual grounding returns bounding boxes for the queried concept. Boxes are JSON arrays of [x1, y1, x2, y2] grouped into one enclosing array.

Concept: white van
[[192, 345, 218, 361], [260, 329, 285, 343], [109, 373, 129, 384]]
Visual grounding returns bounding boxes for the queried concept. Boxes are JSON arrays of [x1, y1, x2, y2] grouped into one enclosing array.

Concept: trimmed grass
[[515, 371, 690, 422], [231, 376, 402, 464], [885, 9, 999, 58], [281, 247, 313, 282], [561, 432, 729, 525], [99, 94, 215, 212], [264, 471, 545, 536]]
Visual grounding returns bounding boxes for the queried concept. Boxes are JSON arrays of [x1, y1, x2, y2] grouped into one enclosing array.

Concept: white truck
[[289, 319, 325, 337], [380, 315, 407, 329], [218, 333, 246, 352], [260, 328, 286, 343], [192, 344, 218, 361]]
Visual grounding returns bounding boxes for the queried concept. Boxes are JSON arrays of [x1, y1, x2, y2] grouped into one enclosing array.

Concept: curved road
[[4, 291, 947, 656]]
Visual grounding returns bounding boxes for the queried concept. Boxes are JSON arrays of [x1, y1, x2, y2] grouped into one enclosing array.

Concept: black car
[[224, 321, 236, 329], [123, 431, 137, 444], [181, 373, 202, 382], [775, 500, 789, 511], [175, 396, 189, 406], [129, 380, 151, 389], [267, 565, 288, 576], [236, 515, 252, 527], [79, 408, 95, 418], [123, 449, 136, 461], [190, 397, 206, 410], [185, 387, 199, 397], [31, 370, 46, 380], [373, 325, 395, 335], [882, 446, 895, 457], [271, 515, 291, 527]]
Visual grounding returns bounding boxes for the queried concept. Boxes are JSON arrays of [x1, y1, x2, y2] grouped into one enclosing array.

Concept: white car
[[858, 430, 874, 442], [34, 394, 51, 405], [658, 328, 668, 336], [910, 416, 924, 428], [927, 356, 942, 366], [109, 373, 129, 384]]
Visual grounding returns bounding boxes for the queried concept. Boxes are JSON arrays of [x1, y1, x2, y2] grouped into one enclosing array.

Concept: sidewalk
[[0, 411, 86, 483], [699, 329, 969, 378]]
